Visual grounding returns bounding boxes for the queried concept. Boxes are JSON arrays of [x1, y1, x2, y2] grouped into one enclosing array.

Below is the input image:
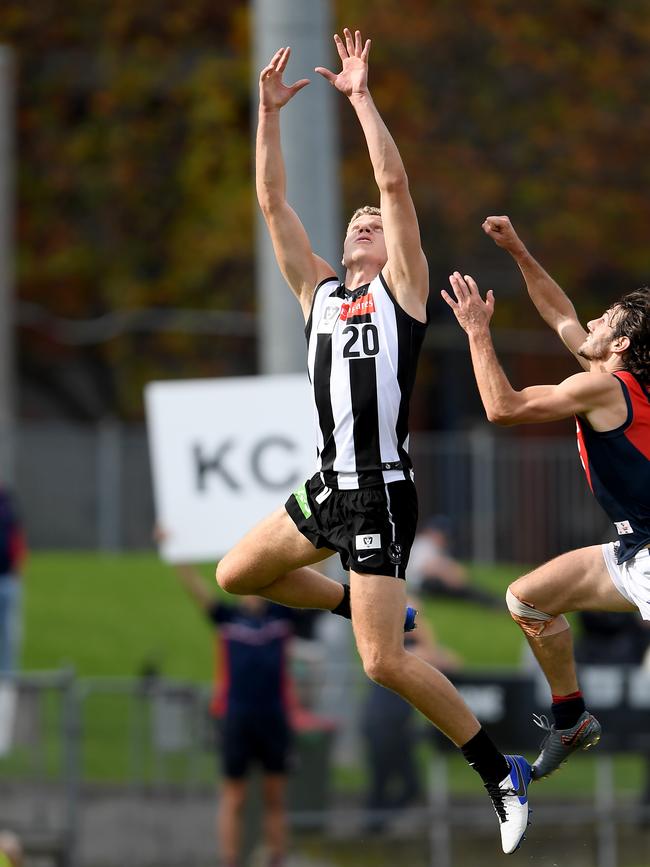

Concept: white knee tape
[[505, 588, 569, 638], [505, 588, 553, 623]]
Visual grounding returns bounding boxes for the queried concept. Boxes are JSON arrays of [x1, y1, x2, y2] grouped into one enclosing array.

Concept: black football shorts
[[219, 708, 292, 779], [285, 472, 418, 580]]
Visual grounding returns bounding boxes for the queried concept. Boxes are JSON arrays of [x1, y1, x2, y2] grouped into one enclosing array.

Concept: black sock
[[461, 727, 510, 785], [331, 583, 351, 620], [551, 692, 585, 729]]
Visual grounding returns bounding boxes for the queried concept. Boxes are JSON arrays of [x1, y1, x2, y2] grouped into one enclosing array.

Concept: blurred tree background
[[2, 0, 649, 426]]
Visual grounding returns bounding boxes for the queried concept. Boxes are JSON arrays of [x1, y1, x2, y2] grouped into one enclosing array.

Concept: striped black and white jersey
[[305, 272, 427, 490]]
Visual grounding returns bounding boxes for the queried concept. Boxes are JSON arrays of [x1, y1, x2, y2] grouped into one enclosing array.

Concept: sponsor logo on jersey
[[355, 533, 381, 550], [340, 293, 375, 322], [615, 520, 633, 535]]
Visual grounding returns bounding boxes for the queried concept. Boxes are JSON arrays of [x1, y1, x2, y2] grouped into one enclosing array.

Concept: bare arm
[[256, 48, 335, 318], [442, 272, 626, 428], [482, 216, 589, 370], [173, 563, 214, 611], [316, 29, 428, 321]]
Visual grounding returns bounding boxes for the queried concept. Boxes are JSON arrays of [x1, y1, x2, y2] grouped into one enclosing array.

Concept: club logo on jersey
[[317, 303, 343, 334], [355, 533, 381, 551], [615, 520, 633, 535], [387, 542, 403, 564], [340, 293, 375, 322]]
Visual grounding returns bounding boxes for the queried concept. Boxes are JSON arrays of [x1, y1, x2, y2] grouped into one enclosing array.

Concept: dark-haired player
[[445, 215, 650, 780]]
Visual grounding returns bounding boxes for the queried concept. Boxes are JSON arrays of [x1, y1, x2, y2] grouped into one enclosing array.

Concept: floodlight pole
[[252, 0, 341, 374], [0, 48, 15, 486]]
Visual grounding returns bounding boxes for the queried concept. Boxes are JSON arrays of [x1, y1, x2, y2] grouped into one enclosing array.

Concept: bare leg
[[508, 545, 636, 693], [525, 628, 580, 696], [217, 507, 343, 610], [262, 773, 288, 864], [350, 571, 480, 746], [217, 778, 247, 867]]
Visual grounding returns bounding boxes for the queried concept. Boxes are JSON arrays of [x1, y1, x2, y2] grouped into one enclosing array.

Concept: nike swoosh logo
[[510, 759, 527, 799], [560, 718, 590, 746], [357, 553, 374, 562]]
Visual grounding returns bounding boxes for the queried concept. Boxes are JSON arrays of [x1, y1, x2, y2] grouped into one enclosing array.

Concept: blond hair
[[346, 205, 381, 235]]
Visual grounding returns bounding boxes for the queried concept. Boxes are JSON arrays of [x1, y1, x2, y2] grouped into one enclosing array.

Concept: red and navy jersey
[[207, 602, 297, 717], [576, 371, 650, 563]]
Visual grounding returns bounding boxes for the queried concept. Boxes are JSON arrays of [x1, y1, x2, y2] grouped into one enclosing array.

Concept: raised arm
[[316, 29, 428, 321], [256, 48, 336, 318], [482, 216, 589, 371], [442, 272, 626, 430], [172, 563, 214, 611]]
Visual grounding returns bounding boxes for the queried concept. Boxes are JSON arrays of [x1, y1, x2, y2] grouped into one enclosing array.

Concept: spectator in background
[[0, 830, 23, 866], [169, 561, 302, 867], [360, 604, 461, 832], [0, 487, 27, 675], [408, 516, 500, 608]]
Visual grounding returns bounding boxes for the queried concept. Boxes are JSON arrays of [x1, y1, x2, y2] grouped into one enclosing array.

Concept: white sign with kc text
[[145, 374, 314, 563]]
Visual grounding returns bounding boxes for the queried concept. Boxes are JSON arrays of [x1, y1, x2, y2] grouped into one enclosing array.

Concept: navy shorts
[[218, 708, 292, 779], [285, 473, 418, 580]]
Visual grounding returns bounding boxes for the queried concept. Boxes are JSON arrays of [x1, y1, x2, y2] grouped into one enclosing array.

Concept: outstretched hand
[[482, 215, 526, 256], [441, 272, 495, 334], [315, 27, 370, 97], [259, 46, 310, 111]]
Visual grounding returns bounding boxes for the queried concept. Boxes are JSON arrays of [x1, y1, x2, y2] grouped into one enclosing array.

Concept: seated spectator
[[408, 515, 500, 608]]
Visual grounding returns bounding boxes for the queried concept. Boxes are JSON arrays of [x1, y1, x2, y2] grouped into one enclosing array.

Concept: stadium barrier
[[16, 422, 609, 564], [427, 667, 650, 867], [0, 668, 648, 866], [0, 670, 79, 867]]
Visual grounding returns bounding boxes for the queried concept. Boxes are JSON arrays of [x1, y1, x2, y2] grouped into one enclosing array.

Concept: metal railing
[[15, 422, 609, 564], [0, 670, 79, 867], [1, 667, 649, 866]]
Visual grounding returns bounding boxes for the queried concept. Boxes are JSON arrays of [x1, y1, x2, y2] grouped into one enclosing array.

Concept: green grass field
[[13, 552, 649, 800], [23, 551, 217, 680], [23, 552, 522, 678]]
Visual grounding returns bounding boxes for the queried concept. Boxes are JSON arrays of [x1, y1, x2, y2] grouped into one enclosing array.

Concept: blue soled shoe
[[485, 754, 532, 854]]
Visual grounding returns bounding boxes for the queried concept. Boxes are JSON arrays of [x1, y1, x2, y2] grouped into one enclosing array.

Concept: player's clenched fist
[[482, 215, 526, 256]]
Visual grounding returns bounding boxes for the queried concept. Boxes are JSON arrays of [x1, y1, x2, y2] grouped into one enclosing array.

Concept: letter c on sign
[[250, 436, 299, 490]]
